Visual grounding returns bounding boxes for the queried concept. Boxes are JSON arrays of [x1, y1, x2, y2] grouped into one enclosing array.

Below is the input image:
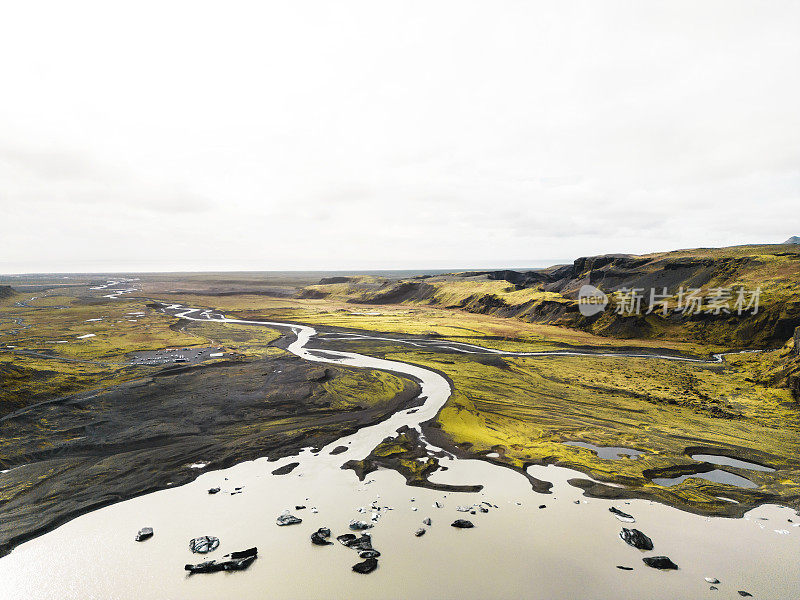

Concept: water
[[690, 454, 776, 472], [652, 470, 757, 489], [563, 441, 644, 460]]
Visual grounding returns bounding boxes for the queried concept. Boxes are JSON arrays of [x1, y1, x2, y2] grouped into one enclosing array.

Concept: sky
[[1, 1, 798, 273]]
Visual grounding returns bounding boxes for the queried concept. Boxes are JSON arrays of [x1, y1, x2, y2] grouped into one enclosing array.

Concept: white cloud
[[0, 0, 798, 273]]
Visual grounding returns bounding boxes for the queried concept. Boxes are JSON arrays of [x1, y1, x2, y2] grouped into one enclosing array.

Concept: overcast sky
[[1, 1, 798, 273]]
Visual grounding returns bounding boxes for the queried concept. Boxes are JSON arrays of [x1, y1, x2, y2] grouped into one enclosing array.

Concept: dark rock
[[337, 534, 357, 547], [189, 536, 219, 553], [451, 519, 474, 529], [423, 518, 432, 526], [330, 445, 348, 455], [272, 462, 299, 476], [609, 506, 635, 522], [350, 534, 373, 551], [478, 506, 488, 513], [710, 586, 718, 590], [185, 552, 257, 574], [737, 592, 753, 597], [311, 528, 333, 546], [538, 504, 546, 509], [207, 487, 220, 494], [616, 565, 633, 570], [705, 577, 720, 584], [359, 550, 380, 558], [619, 528, 653, 550], [642, 556, 678, 570], [352, 557, 378, 574], [135, 527, 153, 542], [295, 505, 306, 510], [349, 519, 373, 531], [228, 547, 257, 560], [276, 513, 302, 526], [414, 527, 426, 537]]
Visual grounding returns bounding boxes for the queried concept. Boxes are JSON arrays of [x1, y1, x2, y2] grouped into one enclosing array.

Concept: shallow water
[[0, 302, 797, 599], [563, 441, 644, 459], [652, 470, 757, 489], [691, 454, 776, 472]]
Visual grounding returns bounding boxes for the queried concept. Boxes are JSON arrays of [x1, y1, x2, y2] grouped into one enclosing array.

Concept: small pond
[[563, 441, 644, 460], [690, 454, 775, 472], [652, 469, 757, 489]]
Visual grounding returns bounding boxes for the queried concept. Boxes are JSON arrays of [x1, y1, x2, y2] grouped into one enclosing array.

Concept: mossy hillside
[[359, 347, 800, 513]]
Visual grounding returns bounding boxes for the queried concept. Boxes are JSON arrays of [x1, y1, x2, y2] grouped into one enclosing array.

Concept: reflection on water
[[563, 441, 644, 459], [652, 470, 757, 489], [690, 454, 775, 472]]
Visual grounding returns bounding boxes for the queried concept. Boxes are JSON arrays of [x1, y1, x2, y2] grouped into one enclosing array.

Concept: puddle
[[690, 454, 775, 472], [652, 470, 757, 489], [563, 441, 643, 460]]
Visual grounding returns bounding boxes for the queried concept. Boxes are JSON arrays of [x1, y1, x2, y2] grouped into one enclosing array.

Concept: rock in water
[[277, 513, 302, 526], [414, 528, 426, 537], [737, 592, 753, 597], [609, 506, 635, 523], [207, 487, 220, 494], [135, 527, 153, 542], [189, 536, 220, 554], [311, 528, 333, 546], [337, 534, 357, 547], [352, 557, 378, 574], [228, 547, 257, 560], [705, 577, 721, 584], [451, 519, 474, 529], [349, 519, 373, 531], [619, 528, 654, 550], [185, 551, 257, 574], [359, 550, 380, 558], [423, 518, 432, 526], [642, 556, 678, 570]]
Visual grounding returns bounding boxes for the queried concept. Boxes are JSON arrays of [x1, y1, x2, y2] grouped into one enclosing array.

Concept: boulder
[[642, 556, 678, 570], [311, 527, 333, 546], [277, 513, 302, 526], [135, 527, 153, 542], [451, 519, 474, 529], [423, 518, 432, 526], [352, 557, 378, 574], [619, 528, 653, 550], [616, 565, 633, 571], [189, 536, 220, 554], [609, 506, 635, 522], [207, 487, 221, 495], [414, 528, 426, 537], [737, 592, 753, 597], [349, 519, 373, 531], [359, 550, 380, 558]]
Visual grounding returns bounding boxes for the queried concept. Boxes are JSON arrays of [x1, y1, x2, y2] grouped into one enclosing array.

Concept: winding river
[[0, 300, 797, 599]]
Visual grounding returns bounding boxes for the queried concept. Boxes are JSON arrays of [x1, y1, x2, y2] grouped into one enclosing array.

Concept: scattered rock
[[311, 527, 333, 546], [330, 445, 348, 455], [451, 519, 474, 529], [609, 506, 635, 522], [737, 592, 753, 597], [538, 505, 546, 509], [619, 528, 654, 551], [337, 534, 357, 547], [642, 556, 678, 570], [185, 548, 257, 574], [616, 566, 633, 571], [414, 528, 426, 537], [478, 506, 489, 513], [434, 501, 443, 508], [349, 520, 373, 531], [295, 505, 306, 510], [352, 557, 378, 574], [710, 586, 718, 590], [456, 505, 471, 512], [705, 577, 721, 584], [207, 487, 220, 495], [135, 527, 153, 542], [423, 518, 432, 526], [276, 513, 302, 526], [189, 536, 220, 554], [359, 550, 380, 558]]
